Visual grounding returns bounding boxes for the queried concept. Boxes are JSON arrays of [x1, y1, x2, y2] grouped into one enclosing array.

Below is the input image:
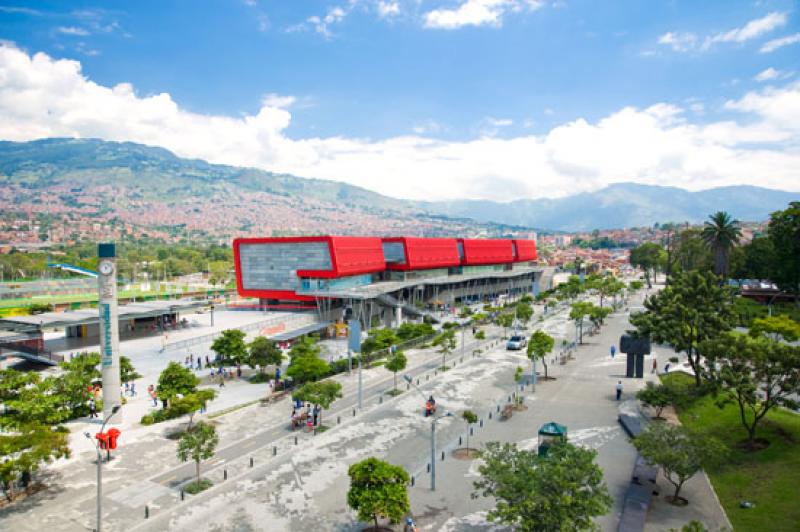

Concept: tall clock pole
[[97, 243, 122, 421]]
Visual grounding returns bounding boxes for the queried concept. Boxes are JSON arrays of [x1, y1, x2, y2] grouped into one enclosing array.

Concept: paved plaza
[[0, 291, 730, 531]]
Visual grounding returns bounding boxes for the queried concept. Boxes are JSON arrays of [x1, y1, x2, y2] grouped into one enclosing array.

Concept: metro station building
[[233, 236, 546, 327]]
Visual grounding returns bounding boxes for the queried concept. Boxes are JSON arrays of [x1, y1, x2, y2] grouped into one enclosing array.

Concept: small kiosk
[[537, 421, 567, 457]]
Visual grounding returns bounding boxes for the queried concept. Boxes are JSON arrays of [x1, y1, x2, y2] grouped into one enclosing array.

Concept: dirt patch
[[452, 448, 480, 460], [360, 526, 394, 532], [737, 438, 771, 452], [512, 403, 528, 412], [665, 495, 689, 506]]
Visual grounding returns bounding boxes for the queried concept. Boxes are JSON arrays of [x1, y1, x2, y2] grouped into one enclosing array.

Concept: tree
[[633, 423, 725, 503], [384, 350, 407, 391], [432, 328, 457, 369], [732, 236, 775, 281], [527, 330, 554, 380], [347, 457, 410, 530], [748, 314, 800, 343], [701, 211, 742, 279], [636, 382, 674, 419], [588, 305, 611, 332], [157, 361, 200, 406], [0, 369, 71, 502], [120, 356, 141, 384], [767, 201, 800, 302], [248, 336, 283, 373], [629, 280, 644, 291], [556, 275, 584, 301], [630, 242, 664, 287], [473, 441, 612, 531], [0, 424, 70, 502], [171, 388, 217, 428], [293, 380, 343, 427], [630, 271, 735, 386], [360, 328, 399, 366], [515, 302, 533, 324], [53, 352, 101, 417], [673, 228, 713, 275], [285, 337, 330, 384], [700, 333, 800, 447], [210, 329, 248, 365], [569, 302, 594, 344], [176, 421, 219, 491], [495, 313, 514, 338], [462, 410, 478, 451]]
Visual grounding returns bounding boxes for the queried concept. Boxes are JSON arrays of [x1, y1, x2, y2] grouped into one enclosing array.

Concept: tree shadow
[[0, 470, 67, 517]]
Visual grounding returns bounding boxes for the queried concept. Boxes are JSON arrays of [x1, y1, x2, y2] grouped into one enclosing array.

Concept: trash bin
[[537, 421, 567, 457]]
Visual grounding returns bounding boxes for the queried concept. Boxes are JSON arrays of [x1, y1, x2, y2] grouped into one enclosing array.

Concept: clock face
[[99, 261, 114, 276]]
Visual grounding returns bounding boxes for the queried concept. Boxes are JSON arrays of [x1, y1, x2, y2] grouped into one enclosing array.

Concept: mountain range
[[0, 138, 795, 236]]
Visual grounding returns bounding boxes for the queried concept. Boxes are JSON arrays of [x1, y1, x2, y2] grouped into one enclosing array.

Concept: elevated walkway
[[374, 293, 442, 323]]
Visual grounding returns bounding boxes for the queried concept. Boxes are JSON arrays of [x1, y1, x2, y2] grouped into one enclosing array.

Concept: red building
[[234, 236, 538, 309]]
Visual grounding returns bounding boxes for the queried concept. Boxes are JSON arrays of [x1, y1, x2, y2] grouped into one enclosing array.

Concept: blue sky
[[1, 1, 799, 200]]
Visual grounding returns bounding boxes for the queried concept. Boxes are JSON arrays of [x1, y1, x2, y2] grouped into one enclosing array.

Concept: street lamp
[[404, 375, 453, 491], [85, 404, 120, 532]]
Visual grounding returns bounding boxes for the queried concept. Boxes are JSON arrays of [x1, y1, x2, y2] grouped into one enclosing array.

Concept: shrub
[[140, 414, 155, 425], [669, 356, 679, 364], [475, 330, 486, 340], [184, 478, 213, 494], [248, 372, 273, 384]]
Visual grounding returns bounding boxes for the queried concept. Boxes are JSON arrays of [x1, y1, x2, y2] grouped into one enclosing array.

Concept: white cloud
[[487, 117, 513, 127], [659, 12, 786, 53], [0, 44, 798, 202], [291, 5, 349, 37], [760, 32, 800, 53], [658, 32, 697, 52], [262, 93, 296, 109], [754, 67, 793, 82], [377, 1, 400, 18], [57, 26, 91, 36], [704, 11, 786, 47], [256, 14, 270, 32], [423, 0, 543, 30]]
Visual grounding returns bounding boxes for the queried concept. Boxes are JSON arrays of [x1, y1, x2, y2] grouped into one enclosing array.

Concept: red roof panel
[[383, 237, 461, 271], [460, 239, 514, 265], [512, 239, 538, 262], [322, 236, 386, 278]]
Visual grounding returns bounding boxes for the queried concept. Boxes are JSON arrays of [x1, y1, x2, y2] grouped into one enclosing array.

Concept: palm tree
[[701, 211, 742, 279]]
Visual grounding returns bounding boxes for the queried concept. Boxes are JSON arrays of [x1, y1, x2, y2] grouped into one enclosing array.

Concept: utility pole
[[85, 405, 120, 532], [404, 375, 452, 491]]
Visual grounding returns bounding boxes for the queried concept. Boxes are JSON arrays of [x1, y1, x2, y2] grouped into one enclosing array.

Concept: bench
[[259, 390, 289, 406]]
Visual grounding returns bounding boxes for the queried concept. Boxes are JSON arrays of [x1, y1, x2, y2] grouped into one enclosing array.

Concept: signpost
[[97, 243, 122, 421], [348, 319, 362, 409]]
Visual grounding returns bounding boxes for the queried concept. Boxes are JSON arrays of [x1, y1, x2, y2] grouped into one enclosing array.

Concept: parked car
[[506, 335, 527, 350]]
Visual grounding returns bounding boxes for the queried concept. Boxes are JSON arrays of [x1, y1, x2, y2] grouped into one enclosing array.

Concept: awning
[[270, 322, 331, 342]]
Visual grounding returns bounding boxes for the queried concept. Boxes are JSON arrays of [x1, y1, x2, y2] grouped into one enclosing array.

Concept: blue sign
[[100, 303, 113, 366], [348, 320, 361, 353]]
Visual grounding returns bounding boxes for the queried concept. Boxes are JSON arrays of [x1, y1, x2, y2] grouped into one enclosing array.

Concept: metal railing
[[163, 312, 317, 352]]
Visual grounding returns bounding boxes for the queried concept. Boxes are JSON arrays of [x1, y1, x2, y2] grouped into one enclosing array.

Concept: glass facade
[[240, 242, 331, 290], [382, 242, 406, 264]]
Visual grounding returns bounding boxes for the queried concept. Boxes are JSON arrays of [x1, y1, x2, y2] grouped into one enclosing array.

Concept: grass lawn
[[663, 373, 800, 532]]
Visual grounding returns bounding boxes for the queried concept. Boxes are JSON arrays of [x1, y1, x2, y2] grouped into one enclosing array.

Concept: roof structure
[[0, 299, 207, 332], [459, 238, 515, 265], [382, 237, 461, 271]]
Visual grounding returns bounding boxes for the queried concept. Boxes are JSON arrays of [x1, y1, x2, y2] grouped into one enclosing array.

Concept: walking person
[[313, 404, 320, 426], [651, 357, 657, 374], [615, 381, 623, 401], [88, 398, 97, 418], [130, 382, 136, 396], [218, 375, 226, 388], [610, 345, 616, 359]]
